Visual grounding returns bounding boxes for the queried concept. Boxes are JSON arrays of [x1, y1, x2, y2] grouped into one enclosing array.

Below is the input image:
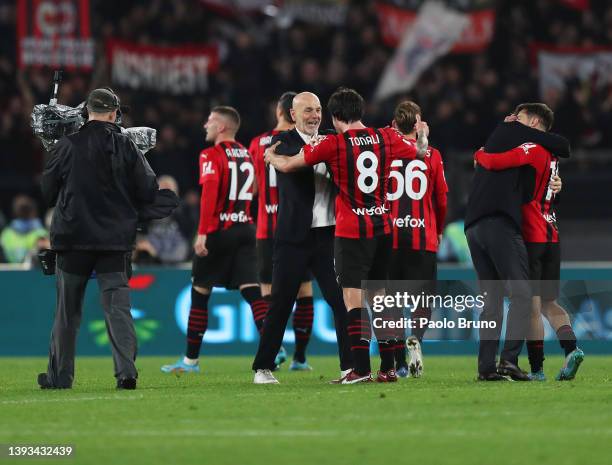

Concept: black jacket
[[465, 122, 570, 232], [272, 129, 315, 243], [41, 120, 158, 251]]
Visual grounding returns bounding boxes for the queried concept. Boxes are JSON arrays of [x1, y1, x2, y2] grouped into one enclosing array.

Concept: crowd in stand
[[1, 0, 611, 264]]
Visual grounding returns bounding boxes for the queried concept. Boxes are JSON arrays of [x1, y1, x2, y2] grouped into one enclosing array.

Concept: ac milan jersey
[[303, 127, 418, 239], [198, 141, 255, 234], [249, 130, 279, 239], [390, 144, 448, 252], [475, 143, 559, 243]]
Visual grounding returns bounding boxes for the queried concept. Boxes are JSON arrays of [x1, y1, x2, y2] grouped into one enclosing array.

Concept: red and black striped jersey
[[198, 141, 255, 235], [249, 130, 279, 240], [303, 127, 418, 239], [475, 143, 559, 243], [389, 143, 448, 252]]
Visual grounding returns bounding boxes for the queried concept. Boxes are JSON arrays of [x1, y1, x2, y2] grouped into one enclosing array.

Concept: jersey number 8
[[356, 151, 379, 194]]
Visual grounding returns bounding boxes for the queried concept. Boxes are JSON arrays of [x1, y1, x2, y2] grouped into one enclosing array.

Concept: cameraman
[[38, 88, 158, 390]]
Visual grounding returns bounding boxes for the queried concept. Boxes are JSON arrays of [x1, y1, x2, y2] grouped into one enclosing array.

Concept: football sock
[[556, 325, 577, 356], [395, 342, 407, 367], [373, 307, 398, 372], [527, 340, 545, 372], [292, 296, 314, 363], [347, 308, 371, 376], [378, 340, 396, 372], [185, 288, 210, 360], [412, 307, 431, 342], [241, 286, 268, 335]]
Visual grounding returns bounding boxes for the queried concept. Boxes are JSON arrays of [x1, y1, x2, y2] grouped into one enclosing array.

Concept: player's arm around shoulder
[[474, 144, 533, 170], [265, 143, 309, 172]]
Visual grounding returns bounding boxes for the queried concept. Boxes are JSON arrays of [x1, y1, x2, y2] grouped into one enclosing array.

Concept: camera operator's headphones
[[81, 87, 127, 124]]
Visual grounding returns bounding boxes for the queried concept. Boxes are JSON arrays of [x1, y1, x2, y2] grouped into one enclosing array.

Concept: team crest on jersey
[[310, 135, 327, 147], [520, 143, 537, 153]]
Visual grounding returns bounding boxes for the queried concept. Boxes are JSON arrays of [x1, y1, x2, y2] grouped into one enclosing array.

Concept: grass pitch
[[1, 356, 611, 465]]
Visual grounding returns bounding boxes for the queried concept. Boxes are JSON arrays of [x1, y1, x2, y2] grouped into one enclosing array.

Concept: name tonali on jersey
[[249, 130, 279, 240], [198, 141, 255, 234], [389, 144, 448, 252], [303, 127, 418, 239]]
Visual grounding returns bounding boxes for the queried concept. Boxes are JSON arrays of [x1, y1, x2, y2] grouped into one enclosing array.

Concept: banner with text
[[17, 0, 94, 69], [107, 40, 219, 95], [375, 0, 495, 52]]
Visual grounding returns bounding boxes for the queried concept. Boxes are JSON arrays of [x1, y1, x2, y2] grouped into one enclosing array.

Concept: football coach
[[252, 92, 353, 384], [38, 88, 158, 390]]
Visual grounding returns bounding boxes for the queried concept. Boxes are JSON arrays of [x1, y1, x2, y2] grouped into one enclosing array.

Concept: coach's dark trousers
[[252, 226, 353, 371], [45, 251, 138, 387], [465, 216, 531, 375]]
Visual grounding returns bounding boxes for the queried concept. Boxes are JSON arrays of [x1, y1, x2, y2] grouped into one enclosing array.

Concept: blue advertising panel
[[1, 266, 611, 355]]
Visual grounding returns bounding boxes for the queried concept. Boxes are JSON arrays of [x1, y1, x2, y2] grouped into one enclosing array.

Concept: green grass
[[1, 356, 611, 465]]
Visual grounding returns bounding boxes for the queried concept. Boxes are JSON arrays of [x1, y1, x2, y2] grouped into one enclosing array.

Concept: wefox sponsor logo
[[393, 215, 425, 228], [543, 212, 557, 223], [352, 204, 389, 216], [265, 204, 278, 214], [219, 211, 251, 223]]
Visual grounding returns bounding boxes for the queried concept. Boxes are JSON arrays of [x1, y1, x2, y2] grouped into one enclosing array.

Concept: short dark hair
[[211, 106, 241, 131], [278, 92, 296, 123], [327, 87, 365, 123], [514, 103, 554, 131], [393, 100, 421, 135]]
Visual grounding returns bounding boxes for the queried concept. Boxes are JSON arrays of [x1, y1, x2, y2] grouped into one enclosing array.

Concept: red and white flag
[[17, 0, 94, 69], [375, 1, 468, 101]]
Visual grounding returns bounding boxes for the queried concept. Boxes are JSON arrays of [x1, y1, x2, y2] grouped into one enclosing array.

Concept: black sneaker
[[37, 373, 71, 389], [116, 378, 137, 390], [497, 360, 531, 381], [477, 372, 510, 381]]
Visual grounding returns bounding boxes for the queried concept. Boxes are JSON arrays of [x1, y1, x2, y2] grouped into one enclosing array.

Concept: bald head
[[291, 92, 322, 136]]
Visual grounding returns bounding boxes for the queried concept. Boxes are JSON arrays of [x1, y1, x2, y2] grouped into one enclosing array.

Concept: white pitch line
[[1, 394, 144, 405], [3, 429, 612, 438]]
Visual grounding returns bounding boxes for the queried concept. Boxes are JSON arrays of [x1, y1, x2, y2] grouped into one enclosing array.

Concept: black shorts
[[256, 238, 311, 284], [526, 242, 560, 300], [389, 248, 437, 295], [334, 234, 392, 289], [192, 224, 257, 290]]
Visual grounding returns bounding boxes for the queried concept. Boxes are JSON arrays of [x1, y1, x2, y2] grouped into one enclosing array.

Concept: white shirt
[[296, 128, 336, 228]]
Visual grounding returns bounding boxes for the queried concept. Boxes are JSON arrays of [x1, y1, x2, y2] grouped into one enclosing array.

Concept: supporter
[[0, 195, 48, 264], [133, 176, 190, 265], [1, 0, 611, 223]]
